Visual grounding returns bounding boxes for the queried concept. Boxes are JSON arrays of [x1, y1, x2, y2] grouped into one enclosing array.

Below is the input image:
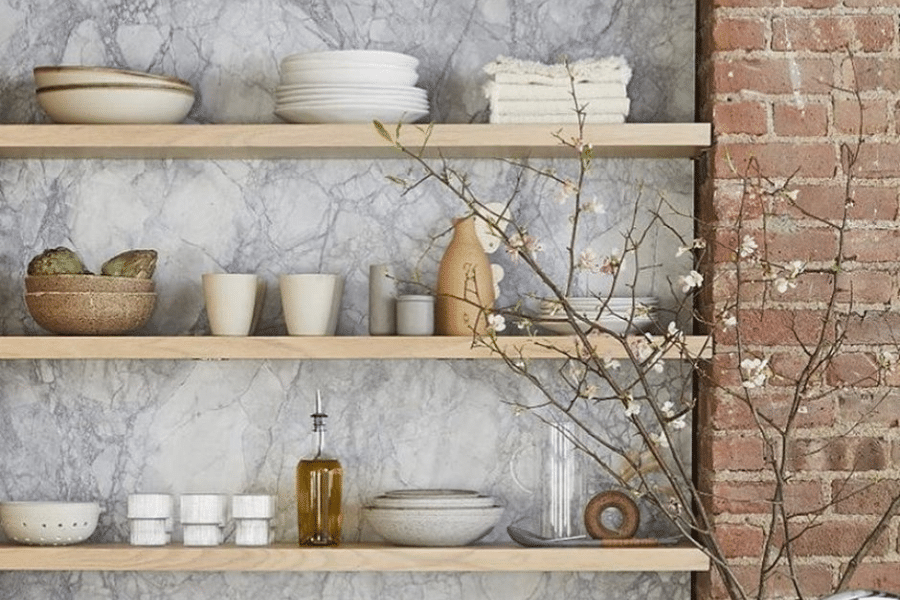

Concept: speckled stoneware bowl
[[0, 501, 100, 545], [25, 291, 156, 335], [25, 274, 154, 294], [363, 505, 504, 547]]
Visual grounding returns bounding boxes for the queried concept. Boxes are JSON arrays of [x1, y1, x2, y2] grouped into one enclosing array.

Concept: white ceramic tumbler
[[203, 273, 264, 336], [280, 273, 343, 335]]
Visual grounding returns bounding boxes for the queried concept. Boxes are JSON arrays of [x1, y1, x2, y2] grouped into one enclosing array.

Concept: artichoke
[[101, 249, 158, 279], [27, 247, 91, 275]]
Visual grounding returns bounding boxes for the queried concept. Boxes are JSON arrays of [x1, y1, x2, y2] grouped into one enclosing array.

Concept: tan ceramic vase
[[436, 216, 496, 335]]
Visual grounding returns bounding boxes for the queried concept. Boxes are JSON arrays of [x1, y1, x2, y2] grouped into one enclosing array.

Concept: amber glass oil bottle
[[296, 390, 343, 546]]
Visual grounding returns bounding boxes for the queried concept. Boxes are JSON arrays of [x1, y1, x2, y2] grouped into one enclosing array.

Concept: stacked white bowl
[[180, 494, 227, 546], [34, 66, 195, 124], [538, 296, 658, 335], [127, 494, 173, 546], [275, 50, 429, 123], [231, 494, 275, 546], [364, 489, 503, 547]]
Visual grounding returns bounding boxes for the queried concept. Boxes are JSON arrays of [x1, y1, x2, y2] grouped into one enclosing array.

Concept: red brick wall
[[696, 0, 900, 597]]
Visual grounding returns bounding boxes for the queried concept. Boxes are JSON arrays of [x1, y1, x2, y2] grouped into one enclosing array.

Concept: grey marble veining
[[0, 0, 695, 598]]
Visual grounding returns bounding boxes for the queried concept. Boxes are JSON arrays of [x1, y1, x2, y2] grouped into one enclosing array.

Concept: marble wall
[[0, 0, 696, 598]]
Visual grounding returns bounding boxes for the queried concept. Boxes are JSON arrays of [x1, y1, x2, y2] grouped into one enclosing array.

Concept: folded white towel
[[484, 81, 628, 102], [490, 112, 627, 124], [492, 97, 630, 114], [483, 55, 632, 85]]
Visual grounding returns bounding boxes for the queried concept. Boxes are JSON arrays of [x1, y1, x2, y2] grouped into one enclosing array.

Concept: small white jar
[[396, 294, 435, 335]]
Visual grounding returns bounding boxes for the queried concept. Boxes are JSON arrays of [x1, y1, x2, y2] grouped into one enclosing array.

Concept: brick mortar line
[[711, 7, 900, 17]]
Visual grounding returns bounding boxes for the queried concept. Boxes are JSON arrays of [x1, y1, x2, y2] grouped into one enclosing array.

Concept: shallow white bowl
[[281, 50, 419, 70], [34, 65, 192, 91], [0, 501, 100, 545], [36, 84, 195, 124], [371, 495, 497, 509], [364, 505, 503, 547]]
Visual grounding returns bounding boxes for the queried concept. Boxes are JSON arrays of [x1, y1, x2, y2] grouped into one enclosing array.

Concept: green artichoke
[[27, 247, 91, 275], [101, 249, 158, 279]]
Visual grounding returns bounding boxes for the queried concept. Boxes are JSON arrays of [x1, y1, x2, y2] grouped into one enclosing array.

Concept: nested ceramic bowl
[[363, 505, 504, 547], [34, 65, 192, 91], [25, 291, 156, 335], [0, 501, 100, 545], [25, 274, 154, 294], [36, 84, 195, 124]]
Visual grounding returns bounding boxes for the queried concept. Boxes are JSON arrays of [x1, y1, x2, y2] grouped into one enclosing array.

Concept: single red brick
[[716, 309, 833, 347], [699, 432, 769, 471], [834, 98, 889, 135], [790, 519, 889, 556], [847, 563, 900, 593], [850, 143, 900, 178], [844, 228, 900, 262], [714, 100, 768, 135], [788, 436, 889, 472], [764, 227, 840, 263], [713, 522, 766, 557], [709, 480, 826, 515], [846, 57, 900, 92], [844, 311, 900, 344], [713, 18, 767, 51], [785, 184, 899, 222], [832, 479, 900, 515], [713, 142, 837, 179], [713, 57, 834, 95], [825, 352, 880, 387], [773, 102, 828, 136], [773, 16, 894, 52], [838, 390, 900, 428]]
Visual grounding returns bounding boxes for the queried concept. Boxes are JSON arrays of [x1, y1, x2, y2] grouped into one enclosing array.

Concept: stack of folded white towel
[[482, 55, 632, 124]]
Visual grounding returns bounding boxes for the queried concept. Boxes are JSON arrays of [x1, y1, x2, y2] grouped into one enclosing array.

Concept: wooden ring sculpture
[[583, 490, 640, 539]]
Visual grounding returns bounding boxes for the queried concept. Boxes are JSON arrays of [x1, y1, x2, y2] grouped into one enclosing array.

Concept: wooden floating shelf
[[0, 335, 711, 360], [0, 542, 710, 572], [0, 123, 711, 160]]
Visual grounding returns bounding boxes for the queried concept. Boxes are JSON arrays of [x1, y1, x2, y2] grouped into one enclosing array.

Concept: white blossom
[[600, 250, 624, 275], [679, 270, 704, 293], [878, 350, 897, 372], [650, 432, 670, 448], [624, 396, 641, 417], [506, 232, 543, 260], [661, 401, 675, 417], [602, 357, 621, 371], [577, 248, 600, 272], [487, 313, 506, 333], [739, 234, 758, 258], [582, 198, 605, 214], [740, 357, 770, 389], [676, 238, 708, 258], [670, 415, 688, 430], [666, 321, 684, 341], [555, 180, 578, 204], [722, 312, 737, 328]]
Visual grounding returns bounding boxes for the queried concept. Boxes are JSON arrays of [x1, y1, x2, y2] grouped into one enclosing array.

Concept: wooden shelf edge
[[0, 123, 711, 159], [0, 335, 711, 360], [0, 542, 710, 572]]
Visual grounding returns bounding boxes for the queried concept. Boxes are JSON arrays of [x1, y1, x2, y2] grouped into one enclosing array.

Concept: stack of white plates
[[34, 66, 195, 124], [275, 50, 429, 124], [537, 296, 658, 335], [364, 489, 504, 547]]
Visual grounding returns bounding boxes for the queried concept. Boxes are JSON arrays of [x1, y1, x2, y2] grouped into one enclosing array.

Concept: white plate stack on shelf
[[127, 494, 173, 546], [231, 494, 275, 546], [538, 296, 657, 335], [363, 489, 504, 547], [181, 494, 227, 546], [482, 55, 632, 124], [275, 50, 429, 124]]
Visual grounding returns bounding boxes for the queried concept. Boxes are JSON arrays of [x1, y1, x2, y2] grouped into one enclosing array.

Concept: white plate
[[34, 65, 192, 91], [281, 50, 419, 70], [536, 316, 655, 335], [276, 83, 425, 94], [275, 90, 427, 103], [275, 104, 428, 124], [276, 99, 429, 112], [280, 65, 418, 87]]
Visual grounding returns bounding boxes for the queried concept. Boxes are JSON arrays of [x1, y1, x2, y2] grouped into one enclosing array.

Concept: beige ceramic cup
[[202, 273, 262, 336], [280, 273, 343, 335]]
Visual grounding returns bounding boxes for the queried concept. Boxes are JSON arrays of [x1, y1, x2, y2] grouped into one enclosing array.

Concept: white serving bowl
[[0, 501, 100, 545], [370, 495, 497, 509], [34, 65, 192, 91], [364, 505, 503, 547], [281, 50, 419, 70], [36, 84, 195, 124]]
